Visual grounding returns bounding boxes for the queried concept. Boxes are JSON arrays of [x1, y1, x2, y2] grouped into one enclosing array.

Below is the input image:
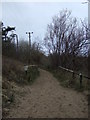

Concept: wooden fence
[[59, 66, 90, 88]]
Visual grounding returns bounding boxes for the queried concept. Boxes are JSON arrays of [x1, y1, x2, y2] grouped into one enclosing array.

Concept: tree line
[[1, 9, 90, 74], [1, 22, 45, 66], [44, 9, 90, 74]]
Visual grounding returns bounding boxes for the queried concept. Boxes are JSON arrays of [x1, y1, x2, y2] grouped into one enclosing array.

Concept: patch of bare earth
[[7, 69, 88, 118]]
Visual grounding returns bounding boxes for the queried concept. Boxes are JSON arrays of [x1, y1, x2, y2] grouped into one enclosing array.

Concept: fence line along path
[[59, 66, 90, 88]]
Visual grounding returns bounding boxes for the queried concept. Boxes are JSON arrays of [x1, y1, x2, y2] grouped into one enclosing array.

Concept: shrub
[[26, 65, 39, 84]]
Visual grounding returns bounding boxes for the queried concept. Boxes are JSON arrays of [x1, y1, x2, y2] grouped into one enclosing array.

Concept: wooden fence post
[[24, 65, 28, 75], [72, 71, 75, 79], [79, 73, 82, 88], [71, 71, 75, 85]]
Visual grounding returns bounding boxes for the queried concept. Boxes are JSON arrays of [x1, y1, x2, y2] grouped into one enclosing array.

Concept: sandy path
[[7, 69, 88, 118]]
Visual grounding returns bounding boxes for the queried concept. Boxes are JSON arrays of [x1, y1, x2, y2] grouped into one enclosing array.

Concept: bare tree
[[44, 9, 87, 69]]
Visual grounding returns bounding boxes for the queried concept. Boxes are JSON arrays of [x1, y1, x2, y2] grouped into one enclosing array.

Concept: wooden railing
[[23, 65, 38, 74], [59, 66, 90, 88]]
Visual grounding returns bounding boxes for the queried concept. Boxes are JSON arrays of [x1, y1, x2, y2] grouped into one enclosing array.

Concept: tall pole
[[15, 34, 18, 51], [26, 31, 33, 64], [26, 32, 33, 48]]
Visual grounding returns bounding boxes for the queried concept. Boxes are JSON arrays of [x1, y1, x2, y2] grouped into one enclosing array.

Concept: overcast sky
[[2, 1, 88, 44]]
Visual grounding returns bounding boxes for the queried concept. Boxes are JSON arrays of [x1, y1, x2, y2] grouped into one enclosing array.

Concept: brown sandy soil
[[7, 69, 88, 118]]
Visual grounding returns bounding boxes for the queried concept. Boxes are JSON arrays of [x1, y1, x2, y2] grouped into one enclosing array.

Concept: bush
[[2, 57, 40, 117], [26, 65, 39, 84]]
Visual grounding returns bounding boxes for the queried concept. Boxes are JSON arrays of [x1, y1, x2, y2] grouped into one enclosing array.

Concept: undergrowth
[[26, 66, 40, 84], [49, 68, 89, 92], [2, 56, 40, 117]]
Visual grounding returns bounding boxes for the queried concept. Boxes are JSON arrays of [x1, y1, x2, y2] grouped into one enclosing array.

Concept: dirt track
[[7, 69, 88, 118]]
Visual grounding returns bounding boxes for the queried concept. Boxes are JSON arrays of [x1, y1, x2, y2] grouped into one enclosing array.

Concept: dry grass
[[2, 56, 23, 79], [2, 56, 25, 117], [2, 56, 40, 117], [50, 68, 89, 92]]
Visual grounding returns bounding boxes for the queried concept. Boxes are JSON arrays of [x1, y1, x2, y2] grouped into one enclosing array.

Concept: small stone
[[82, 99, 85, 102], [58, 97, 61, 99], [44, 106, 47, 109], [7, 101, 11, 105], [84, 107, 86, 110], [69, 103, 72, 106]]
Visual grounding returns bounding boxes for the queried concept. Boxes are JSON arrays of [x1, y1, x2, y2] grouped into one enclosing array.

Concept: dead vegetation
[[2, 56, 39, 117]]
